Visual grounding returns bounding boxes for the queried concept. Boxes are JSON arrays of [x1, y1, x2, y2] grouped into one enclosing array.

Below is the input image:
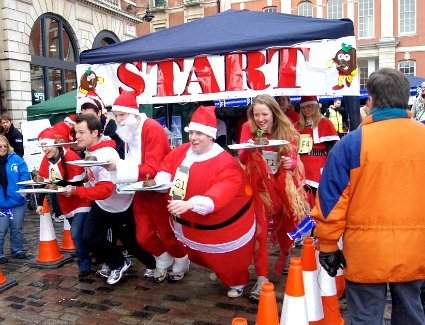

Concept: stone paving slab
[[0, 210, 399, 324]]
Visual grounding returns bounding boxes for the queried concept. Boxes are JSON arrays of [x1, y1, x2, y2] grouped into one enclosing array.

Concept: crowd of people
[[0, 68, 423, 324]]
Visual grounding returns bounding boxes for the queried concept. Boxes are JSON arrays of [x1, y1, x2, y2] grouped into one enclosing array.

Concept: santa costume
[[111, 91, 188, 282], [155, 105, 255, 297]]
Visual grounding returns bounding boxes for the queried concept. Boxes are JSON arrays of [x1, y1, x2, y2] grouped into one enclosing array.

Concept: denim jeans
[[0, 204, 27, 257], [69, 212, 91, 274]]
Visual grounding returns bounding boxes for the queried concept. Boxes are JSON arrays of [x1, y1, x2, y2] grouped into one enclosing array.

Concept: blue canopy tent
[[80, 9, 354, 64]]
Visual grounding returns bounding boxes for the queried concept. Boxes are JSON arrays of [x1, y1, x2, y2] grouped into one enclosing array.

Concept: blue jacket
[[0, 152, 30, 209]]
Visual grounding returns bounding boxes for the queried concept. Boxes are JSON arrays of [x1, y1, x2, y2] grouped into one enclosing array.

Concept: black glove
[[319, 250, 346, 277]]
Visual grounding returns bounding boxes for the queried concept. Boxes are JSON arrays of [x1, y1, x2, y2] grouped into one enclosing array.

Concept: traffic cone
[[60, 218, 76, 254], [301, 237, 324, 322], [232, 317, 248, 325], [29, 197, 73, 269], [310, 265, 344, 325], [0, 268, 17, 293], [256, 282, 279, 325], [280, 257, 308, 325]]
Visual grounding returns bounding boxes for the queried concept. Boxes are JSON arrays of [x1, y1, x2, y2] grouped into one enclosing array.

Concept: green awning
[[27, 90, 77, 124]]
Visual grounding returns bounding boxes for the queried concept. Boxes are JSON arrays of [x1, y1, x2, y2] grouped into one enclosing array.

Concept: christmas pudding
[[254, 129, 269, 145]]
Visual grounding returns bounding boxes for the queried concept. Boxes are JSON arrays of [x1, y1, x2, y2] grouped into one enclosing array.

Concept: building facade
[[0, 0, 148, 124], [1, 0, 424, 125]]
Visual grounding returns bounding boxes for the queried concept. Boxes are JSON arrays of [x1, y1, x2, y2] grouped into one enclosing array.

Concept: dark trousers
[[346, 279, 425, 325], [82, 202, 155, 270]]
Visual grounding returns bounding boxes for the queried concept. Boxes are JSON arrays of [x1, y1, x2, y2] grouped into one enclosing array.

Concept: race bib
[[262, 150, 279, 174], [298, 134, 313, 154], [170, 166, 189, 200]]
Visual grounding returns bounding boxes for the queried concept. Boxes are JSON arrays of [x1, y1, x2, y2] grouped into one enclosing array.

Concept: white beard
[[116, 114, 139, 143]]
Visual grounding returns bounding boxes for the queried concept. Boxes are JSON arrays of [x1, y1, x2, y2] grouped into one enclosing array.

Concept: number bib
[[298, 134, 313, 154], [262, 150, 279, 174], [170, 166, 189, 200]]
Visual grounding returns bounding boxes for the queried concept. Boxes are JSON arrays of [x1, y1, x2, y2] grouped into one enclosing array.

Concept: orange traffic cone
[[232, 317, 248, 325], [60, 218, 76, 254], [280, 257, 309, 325], [256, 282, 279, 325], [301, 238, 324, 322], [310, 265, 344, 325], [0, 268, 17, 293], [29, 197, 73, 269]]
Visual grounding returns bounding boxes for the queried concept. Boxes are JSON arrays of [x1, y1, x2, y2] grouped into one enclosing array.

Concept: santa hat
[[184, 106, 217, 139], [79, 96, 103, 113], [300, 96, 319, 108], [64, 114, 77, 125], [111, 90, 139, 115], [38, 128, 63, 146]]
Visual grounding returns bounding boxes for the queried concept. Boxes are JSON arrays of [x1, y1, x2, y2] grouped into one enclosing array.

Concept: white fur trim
[[188, 196, 214, 215], [184, 122, 217, 139], [111, 105, 140, 115], [114, 158, 140, 183], [155, 171, 172, 184], [39, 138, 55, 146], [300, 101, 319, 108]]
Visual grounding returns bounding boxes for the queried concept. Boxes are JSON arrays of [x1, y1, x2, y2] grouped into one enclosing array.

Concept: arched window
[[327, 0, 343, 19], [29, 14, 78, 104], [298, 1, 313, 17], [93, 30, 120, 49]]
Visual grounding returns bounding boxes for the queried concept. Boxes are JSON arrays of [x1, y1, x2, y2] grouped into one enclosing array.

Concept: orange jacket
[[311, 108, 425, 283]]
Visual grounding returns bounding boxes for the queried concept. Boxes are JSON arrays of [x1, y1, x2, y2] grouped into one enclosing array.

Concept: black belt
[[173, 197, 253, 230], [303, 150, 327, 156]]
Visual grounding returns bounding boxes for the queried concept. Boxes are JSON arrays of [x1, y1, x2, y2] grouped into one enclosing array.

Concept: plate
[[17, 187, 66, 194], [38, 141, 78, 147], [16, 179, 59, 186], [119, 182, 174, 192], [228, 139, 289, 150], [66, 160, 109, 167]]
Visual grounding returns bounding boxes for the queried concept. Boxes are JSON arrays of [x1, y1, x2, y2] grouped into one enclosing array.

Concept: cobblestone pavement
[[0, 209, 397, 324]]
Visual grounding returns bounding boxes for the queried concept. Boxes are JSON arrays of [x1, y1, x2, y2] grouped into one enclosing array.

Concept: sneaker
[[153, 267, 168, 283], [13, 252, 27, 259], [106, 259, 131, 285], [98, 263, 111, 278], [78, 270, 94, 278], [168, 256, 190, 282], [227, 286, 244, 298], [53, 215, 65, 223], [144, 268, 155, 280], [249, 276, 269, 301]]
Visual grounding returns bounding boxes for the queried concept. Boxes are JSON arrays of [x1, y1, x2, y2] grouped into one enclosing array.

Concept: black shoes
[[13, 252, 28, 259], [0, 257, 8, 264]]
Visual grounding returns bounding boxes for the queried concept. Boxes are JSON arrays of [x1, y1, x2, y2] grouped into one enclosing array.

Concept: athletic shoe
[[144, 268, 155, 280], [98, 263, 111, 278], [153, 267, 168, 283], [249, 276, 269, 301], [227, 286, 244, 298], [106, 259, 131, 285]]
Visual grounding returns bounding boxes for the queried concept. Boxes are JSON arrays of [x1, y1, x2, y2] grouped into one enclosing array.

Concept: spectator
[[238, 94, 308, 300], [63, 114, 150, 285], [324, 98, 347, 137], [155, 105, 255, 298], [298, 96, 339, 207], [360, 98, 371, 122], [105, 90, 187, 283], [79, 97, 125, 159], [411, 81, 425, 121], [276, 96, 300, 127], [35, 128, 91, 277], [0, 113, 24, 157], [0, 135, 30, 264], [311, 68, 425, 325], [53, 114, 77, 143], [215, 118, 227, 148]]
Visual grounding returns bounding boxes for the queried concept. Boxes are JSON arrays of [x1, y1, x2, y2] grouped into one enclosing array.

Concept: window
[[93, 30, 120, 49], [399, 0, 416, 34], [263, 6, 277, 13], [30, 14, 78, 105], [359, 65, 368, 90], [298, 1, 313, 17], [358, 0, 374, 38], [399, 60, 415, 75], [153, 0, 166, 8], [327, 0, 343, 19]]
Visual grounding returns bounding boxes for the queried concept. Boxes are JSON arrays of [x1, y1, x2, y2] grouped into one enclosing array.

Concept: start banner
[[76, 36, 359, 106]]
